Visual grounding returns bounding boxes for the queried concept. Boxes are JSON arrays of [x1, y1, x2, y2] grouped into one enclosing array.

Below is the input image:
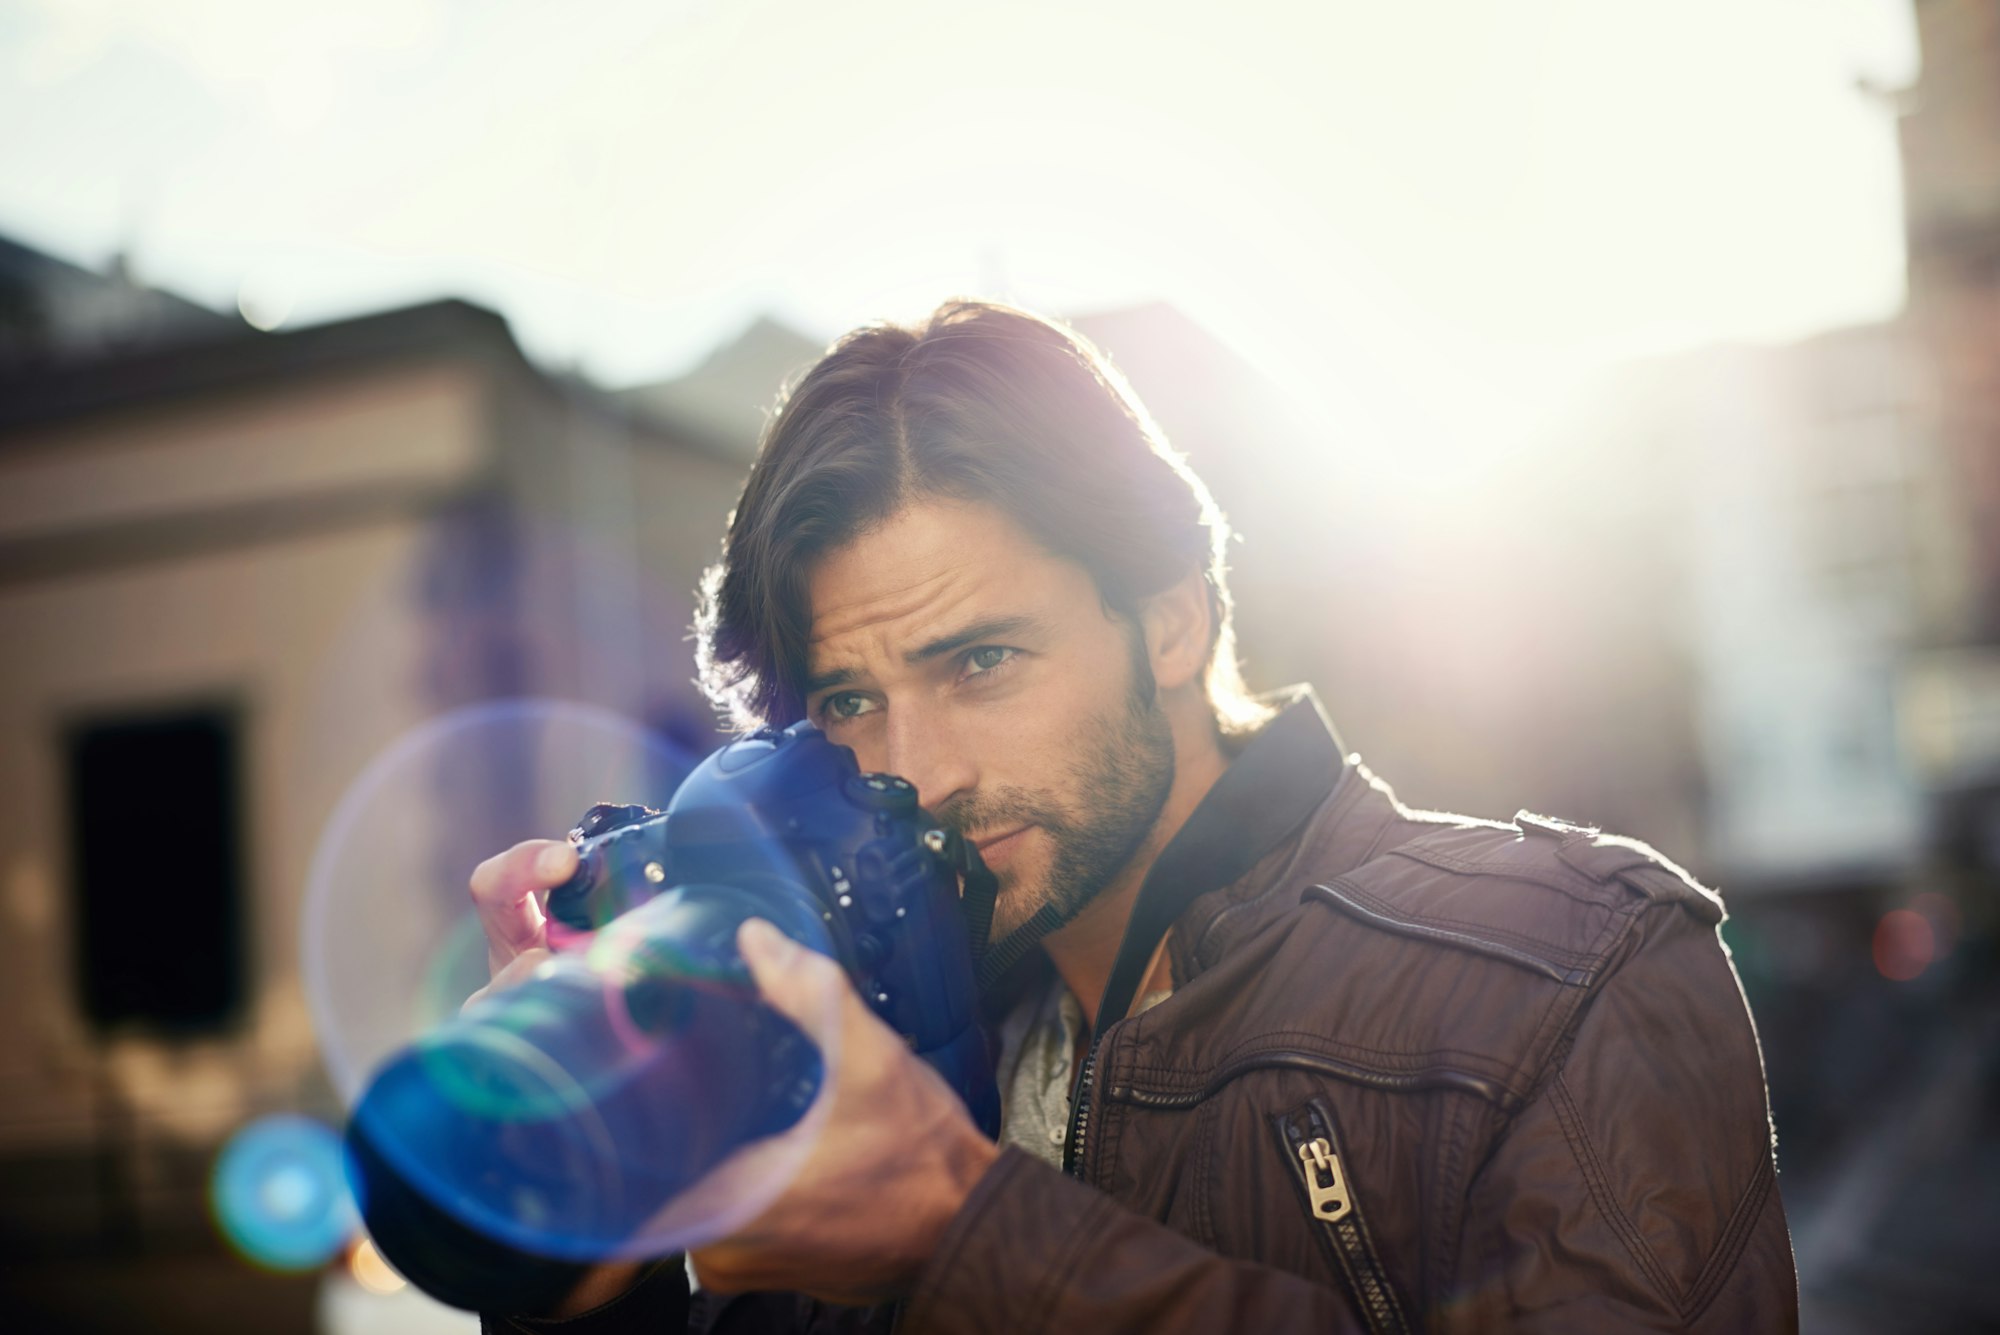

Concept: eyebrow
[[802, 614, 1045, 697], [803, 665, 855, 695], [906, 614, 1044, 666]]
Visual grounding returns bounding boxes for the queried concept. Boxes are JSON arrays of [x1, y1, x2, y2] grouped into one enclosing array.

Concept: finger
[[737, 919, 848, 1047], [468, 839, 575, 974], [460, 946, 552, 1013]]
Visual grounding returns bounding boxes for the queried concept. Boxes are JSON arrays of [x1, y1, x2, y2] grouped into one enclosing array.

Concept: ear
[[1137, 570, 1214, 695]]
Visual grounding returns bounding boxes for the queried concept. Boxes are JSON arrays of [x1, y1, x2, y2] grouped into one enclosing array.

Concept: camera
[[343, 720, 1001, 1313]]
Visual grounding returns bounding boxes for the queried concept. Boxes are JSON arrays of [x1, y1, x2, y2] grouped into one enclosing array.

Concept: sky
[[0, 0, 1917, 436]]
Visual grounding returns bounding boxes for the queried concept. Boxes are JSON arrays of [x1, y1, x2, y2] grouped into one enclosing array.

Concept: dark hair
[[694, 299, 1265, 736]]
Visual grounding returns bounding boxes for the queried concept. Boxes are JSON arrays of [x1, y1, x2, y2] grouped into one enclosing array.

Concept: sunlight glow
[[0, 0, 1916, 415]]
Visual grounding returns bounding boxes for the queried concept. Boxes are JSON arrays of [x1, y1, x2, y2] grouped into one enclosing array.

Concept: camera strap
[[933, 830, 1045, 990]]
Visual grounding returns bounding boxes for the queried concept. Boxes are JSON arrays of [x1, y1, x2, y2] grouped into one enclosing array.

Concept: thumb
[[737, 918, 847, 1046]]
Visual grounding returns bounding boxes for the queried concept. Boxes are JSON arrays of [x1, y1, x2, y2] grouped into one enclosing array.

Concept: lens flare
[[1872, 908, 1935, 982], [303, 698, 697, 1107], [210, 1114, 356, 1271]]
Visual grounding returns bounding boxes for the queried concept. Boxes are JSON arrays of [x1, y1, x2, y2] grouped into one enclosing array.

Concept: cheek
[[960, 695, 1068, 766], [962, 671, 1114, 784]]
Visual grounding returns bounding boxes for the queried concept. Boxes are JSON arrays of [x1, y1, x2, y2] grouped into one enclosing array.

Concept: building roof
[[0, 294, 539, 439], [0, 233, 235, 370], [618, 315, 824, 459]]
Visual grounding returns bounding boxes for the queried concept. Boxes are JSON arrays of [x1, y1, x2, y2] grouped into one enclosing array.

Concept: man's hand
[[463, 837, 577, 1007], [686, 919, 1001, 1306]]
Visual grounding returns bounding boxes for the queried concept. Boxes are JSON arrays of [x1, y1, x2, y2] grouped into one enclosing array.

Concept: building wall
[[1904, 0, 2000, 640], [0, 363, 488, 556], [0, 364, 488, 1246], [1577, 323, 1944, 887], [487, 370, 750, 743]]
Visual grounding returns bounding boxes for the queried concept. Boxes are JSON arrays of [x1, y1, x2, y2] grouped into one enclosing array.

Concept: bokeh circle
[[211, 1114, 357, 1271]]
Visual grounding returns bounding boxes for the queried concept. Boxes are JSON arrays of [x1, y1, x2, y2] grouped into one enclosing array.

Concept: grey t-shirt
[[994, 975, 1173, 1170]]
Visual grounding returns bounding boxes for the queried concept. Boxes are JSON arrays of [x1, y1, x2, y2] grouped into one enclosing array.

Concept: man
[[472, 301, 1799, 1332]]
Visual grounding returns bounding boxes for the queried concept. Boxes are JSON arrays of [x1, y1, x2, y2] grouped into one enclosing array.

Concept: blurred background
[[0, 0, 1994, 1330]]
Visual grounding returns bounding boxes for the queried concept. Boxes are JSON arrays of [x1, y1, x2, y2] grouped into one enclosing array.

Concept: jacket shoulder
[[1128, 810, 1733, 1112], [1308, 810, 1723, 989]]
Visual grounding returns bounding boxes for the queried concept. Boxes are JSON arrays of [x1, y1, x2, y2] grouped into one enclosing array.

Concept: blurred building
[[1903, 0, 2000, 637], [0, 235, 234, 369], [1451, 0, 2000, 897], [1897, 0, 2000, 885], [1565, 324, 1944, 888], [0, 257, 794, 1304]]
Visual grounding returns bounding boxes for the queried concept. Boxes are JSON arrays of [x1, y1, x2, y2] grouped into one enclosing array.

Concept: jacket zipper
[[1062, 1036, 1099, 1177], [1274, 1100, 1411, 1335]]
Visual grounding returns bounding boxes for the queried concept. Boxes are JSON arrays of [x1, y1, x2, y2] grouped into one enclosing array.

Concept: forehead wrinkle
[[808, 560, 984, 649], [805, 566, 1000, 692], [802, 498, 1062, 688]]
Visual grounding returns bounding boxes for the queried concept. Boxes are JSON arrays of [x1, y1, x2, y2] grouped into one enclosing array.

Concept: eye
[[819, 691, 879, 722], [961, 645, 1018, 679]]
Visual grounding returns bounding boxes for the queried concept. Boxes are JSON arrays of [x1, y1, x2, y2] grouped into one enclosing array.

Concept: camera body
[[345, 721, 999, 1312], [545, 718, 995, 1082]]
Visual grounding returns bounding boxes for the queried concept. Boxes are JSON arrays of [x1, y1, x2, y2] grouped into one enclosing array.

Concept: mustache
[[932, 787, 1069, 842]]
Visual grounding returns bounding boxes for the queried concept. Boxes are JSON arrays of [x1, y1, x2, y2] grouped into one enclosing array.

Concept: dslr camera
[[344, 720, 1002, 1313]]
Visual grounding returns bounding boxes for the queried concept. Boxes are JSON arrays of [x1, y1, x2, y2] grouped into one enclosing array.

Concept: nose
[[880, 703, 976, 817]]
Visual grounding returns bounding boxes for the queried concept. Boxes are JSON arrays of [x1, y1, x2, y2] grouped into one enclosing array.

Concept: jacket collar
[[1090, 686, 1347, 1039]]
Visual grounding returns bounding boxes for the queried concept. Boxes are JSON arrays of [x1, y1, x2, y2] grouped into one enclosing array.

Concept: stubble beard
[[938, 655, 1178, 943]]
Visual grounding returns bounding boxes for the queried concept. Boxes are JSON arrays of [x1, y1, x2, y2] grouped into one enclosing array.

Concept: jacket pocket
[[1271, 1098, 1412, 1335]]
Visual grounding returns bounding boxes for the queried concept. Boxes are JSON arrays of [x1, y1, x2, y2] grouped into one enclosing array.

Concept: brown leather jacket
[[488, 691, 1799, 1334]]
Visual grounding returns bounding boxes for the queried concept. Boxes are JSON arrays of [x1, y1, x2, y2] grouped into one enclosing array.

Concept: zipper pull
[[1296, 1136, 1352, 1222]]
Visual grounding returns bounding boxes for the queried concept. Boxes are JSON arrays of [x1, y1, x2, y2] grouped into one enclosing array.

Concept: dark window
[[66, 707, 245, 1032]]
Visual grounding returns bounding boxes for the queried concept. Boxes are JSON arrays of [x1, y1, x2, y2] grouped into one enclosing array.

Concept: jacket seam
[[1511, 901, 1637, 1106], [1110, 1045, 1523, 1100], [1683, 1153, 1778, 1320], [1185, 773, 1366, 971], [1354, 807, 1401, 864], [1328, 880, 1620, 965], [1110, 1048, 1523, 1113], [1389, 845, 1624, 907], [1120, 1035, 1521, 1075], [1310, 884, 1604, 989], [1547, 1071, 1683, 1308], [1191, 1095, 1219, 1248], [1187, 873, 1281, 971], [1427, 1091, 1489, 1311], [1618, 866, 1726, 924], [1395, 837, 1610, 887], [1099, 1091, 1127, 1189]]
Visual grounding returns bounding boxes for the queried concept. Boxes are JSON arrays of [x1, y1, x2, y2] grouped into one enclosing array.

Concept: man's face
[[804, 498, 1176, 940]]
